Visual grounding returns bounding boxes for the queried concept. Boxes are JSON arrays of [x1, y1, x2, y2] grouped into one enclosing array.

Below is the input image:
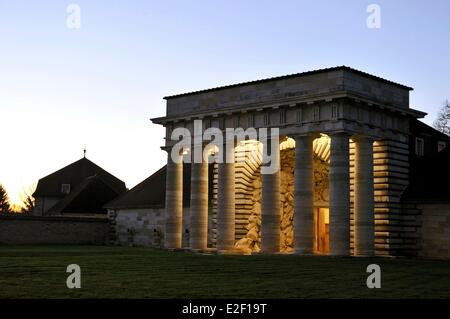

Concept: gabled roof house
[[33, 157, 126, 216]]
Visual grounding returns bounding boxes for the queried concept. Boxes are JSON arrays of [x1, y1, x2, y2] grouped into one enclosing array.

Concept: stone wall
[[111, 208, 191, 247], [279, 149, 294, 252], [0, 215, 109, 245], [418, 204, 450, 259], [235, 175, 262, 252], [365, 139, 418, 256]]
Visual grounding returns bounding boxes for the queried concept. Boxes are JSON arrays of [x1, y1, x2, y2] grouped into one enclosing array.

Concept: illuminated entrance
[[314, 207, 329, 254]]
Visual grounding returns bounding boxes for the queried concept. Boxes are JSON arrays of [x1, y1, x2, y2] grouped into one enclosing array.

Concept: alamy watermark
[[66, 3, 81, 29], [367, 4, 381, 29], [366, 264, 381, 288], [170, 120, 280, 175], [66, 264, 81, 289]]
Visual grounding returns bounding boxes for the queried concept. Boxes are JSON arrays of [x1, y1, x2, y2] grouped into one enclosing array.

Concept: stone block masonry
[[418, 204, 450, 259], [0, 215, 109, 245]]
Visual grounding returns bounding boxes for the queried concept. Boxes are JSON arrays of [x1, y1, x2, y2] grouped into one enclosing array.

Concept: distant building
[[33, 157, 126, 216]]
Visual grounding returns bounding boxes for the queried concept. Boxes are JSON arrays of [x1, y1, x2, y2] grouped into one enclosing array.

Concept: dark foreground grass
[[1, 245, 450, 299]]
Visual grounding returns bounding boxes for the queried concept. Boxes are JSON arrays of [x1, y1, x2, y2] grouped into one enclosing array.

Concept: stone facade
[[112, 209, 165, 247], [111, 208, 191, 247], [418, 204, 450, 259], [150, 67, 446, 257]]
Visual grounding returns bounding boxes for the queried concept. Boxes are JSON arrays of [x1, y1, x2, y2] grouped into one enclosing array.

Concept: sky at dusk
[[1, 0, 449, 206]]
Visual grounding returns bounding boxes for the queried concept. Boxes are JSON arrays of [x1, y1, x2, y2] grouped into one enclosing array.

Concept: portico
[[152, 66, 426, 256]]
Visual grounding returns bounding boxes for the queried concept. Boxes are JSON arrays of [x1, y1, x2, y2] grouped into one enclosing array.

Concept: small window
[[415, 137, 424, 157], [438, 141, 446, 152], [61, 184, 71, 194]]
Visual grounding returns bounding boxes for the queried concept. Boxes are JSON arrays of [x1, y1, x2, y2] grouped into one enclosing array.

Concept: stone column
[[190, 143, 209, 251], [294, 134, 317, 254], [261, 137, 281, 253], [164, 148, 183, 249], [216, 142, 235, 251], [329, 133, 350, 256], [353, 136, 375, 256]]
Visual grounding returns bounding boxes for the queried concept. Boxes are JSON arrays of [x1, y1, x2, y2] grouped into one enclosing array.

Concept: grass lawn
[[0, 245, 450, 299]]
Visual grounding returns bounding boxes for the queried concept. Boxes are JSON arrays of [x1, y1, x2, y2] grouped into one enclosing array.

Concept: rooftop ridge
[[163, 66, 413, 100]]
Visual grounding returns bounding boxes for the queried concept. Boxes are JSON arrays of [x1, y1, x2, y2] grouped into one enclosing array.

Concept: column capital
[[292, 133, 321, 141], [351, 134, 376, 143], [327, 131, 352, 138]]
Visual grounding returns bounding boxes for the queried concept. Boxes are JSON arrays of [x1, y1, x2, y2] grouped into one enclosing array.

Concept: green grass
[[1, 245, 450, 299]]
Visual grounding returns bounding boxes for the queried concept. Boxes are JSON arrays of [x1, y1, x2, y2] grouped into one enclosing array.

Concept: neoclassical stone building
[[110, 66, 450, 258]]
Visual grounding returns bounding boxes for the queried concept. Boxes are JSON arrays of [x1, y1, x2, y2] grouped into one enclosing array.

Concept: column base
[[252, 251, 289, 255], [165, 247, 190, 252], [353, 253, 375, 258], [217, 248, 252, 255], [293, 247, 314, 255], [328, 253, 352, 257], [190, 248, 217, 254], [293, 251, 315, 256]]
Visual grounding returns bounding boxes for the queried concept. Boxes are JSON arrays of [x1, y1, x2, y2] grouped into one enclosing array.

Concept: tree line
[[0, 184, 35, 214], [434, 100, 450, 136]]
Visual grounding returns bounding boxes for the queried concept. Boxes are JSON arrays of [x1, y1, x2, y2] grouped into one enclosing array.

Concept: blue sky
[[1, 0, 449, 205]]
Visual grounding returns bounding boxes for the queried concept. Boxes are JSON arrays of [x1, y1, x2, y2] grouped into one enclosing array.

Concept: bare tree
[[0, 184, 11, 214], [434, 99, 450, 136], [20, 184, 36, 214]]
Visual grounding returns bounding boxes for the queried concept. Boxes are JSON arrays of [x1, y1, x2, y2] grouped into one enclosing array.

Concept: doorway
[[314, 207, 329, 254]]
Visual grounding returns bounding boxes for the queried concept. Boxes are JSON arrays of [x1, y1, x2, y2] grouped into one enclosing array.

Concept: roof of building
[[163, 66, 413, 99], [402, 120, 450, 203], [402, 146, 450, 203], [104, 163, 215, 210], [48, 175, 122, 214], [33, 157, 126, 198], [410, 118, 450, 141]]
